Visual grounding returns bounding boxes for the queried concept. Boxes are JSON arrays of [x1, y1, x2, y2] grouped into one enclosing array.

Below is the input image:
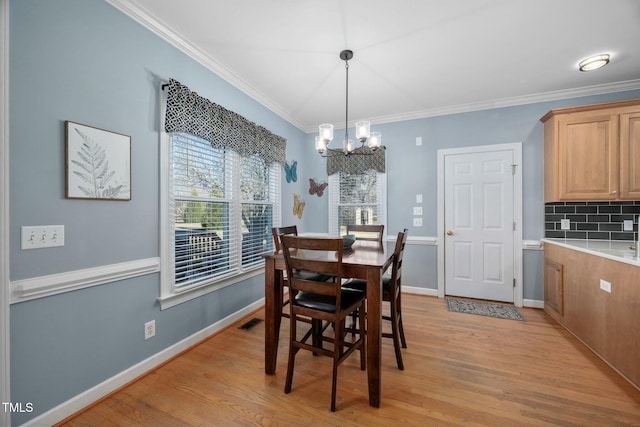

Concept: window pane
[[174, 200, 230, 286], [172, 134, 225, 199], [241, 155, 269, 201], [242, 203, 273, 266], [339, 171, 377, 203]]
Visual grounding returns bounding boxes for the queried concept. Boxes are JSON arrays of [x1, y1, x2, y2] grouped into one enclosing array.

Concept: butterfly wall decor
[[309, 178, 328, 197], [293, 193, 305, 219], [284, 160, 297, 183]]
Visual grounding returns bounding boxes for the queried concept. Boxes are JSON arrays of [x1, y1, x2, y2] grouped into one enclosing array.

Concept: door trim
[[437, 143, 523, 307], [1, 0, 11, 425]]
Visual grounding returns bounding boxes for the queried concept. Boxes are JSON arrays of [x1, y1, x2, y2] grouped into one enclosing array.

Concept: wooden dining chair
[[346, 224, 385, 245], [343, 229, 409, 370], [271, 226, 332, 319], [280, 235, 366, 412]]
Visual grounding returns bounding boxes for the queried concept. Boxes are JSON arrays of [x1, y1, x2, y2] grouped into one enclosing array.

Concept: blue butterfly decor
[[284, 160, 297, 183]]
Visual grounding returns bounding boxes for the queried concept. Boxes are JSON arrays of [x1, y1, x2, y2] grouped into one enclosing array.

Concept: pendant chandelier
[[315, 49, 384, 157]]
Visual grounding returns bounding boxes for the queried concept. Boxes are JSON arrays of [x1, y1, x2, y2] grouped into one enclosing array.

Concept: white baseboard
[[22, 298, 265, 427], [403, 287, 544, 310], [403, 285, 438, 297], [523, 299, 544, 309]]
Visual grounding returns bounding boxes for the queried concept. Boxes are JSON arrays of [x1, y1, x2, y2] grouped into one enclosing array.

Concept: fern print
[[69, 126, 128, 199]]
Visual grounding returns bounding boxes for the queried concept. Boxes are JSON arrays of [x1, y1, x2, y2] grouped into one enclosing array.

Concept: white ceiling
[[110, 0, 640, 132]]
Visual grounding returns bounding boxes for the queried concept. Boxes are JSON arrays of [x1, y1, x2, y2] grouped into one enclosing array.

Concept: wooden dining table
[[262, 240, 395, 408]]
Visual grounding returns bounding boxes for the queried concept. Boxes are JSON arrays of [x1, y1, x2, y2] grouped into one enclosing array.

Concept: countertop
[[542, 238, 640, 267]]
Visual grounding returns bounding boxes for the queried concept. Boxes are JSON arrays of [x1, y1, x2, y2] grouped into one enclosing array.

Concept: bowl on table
[[342, 234, 356, 249]]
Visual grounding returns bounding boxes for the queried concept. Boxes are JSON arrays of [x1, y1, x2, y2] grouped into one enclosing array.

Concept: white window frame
[[159, 90, 281, 309], [328, 169, 387, 238]]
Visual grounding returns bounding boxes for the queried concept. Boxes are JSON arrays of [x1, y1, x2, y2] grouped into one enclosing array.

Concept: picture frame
[[65, 121, 131, 201]]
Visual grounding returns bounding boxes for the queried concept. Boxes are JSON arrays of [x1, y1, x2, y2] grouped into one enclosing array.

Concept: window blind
[[170, 133, 278, 291], [329, 170, 386, 236]]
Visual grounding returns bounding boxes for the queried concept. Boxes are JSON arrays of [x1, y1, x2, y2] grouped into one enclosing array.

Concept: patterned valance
[[164, 78, 287, 165], [326, 146, 386, 175]]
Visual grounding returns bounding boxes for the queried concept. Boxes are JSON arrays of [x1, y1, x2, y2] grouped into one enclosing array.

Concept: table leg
[[366, 266, 382, 407], [264, 257, 282, 374]]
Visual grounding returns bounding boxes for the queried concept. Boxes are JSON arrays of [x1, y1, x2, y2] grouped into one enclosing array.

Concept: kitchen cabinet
[[541, 98, 640, 202], [543, 241, 640, 389], [543, 257, 563, 319]]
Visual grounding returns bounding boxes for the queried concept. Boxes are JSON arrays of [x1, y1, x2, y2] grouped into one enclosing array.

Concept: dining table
[[262, 239, 395, 408]]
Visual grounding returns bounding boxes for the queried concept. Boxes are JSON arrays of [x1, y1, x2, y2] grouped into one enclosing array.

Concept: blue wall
[[8, 0, 640, 424]]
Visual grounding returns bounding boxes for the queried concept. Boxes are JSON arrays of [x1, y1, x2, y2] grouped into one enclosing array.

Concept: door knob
[[446, 230, 453, 236]]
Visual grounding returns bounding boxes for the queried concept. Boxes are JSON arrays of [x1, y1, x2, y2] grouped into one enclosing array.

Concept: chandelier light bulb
[[369, 132, 382, 150], [319, 123, 334, 143], [355, 121, 370, 143]]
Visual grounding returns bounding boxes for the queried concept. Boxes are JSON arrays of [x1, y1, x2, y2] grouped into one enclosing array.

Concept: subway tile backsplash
[[545, 201, 640, 240]]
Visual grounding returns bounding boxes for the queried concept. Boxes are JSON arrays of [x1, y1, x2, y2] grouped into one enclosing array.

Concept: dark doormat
[[446, 298, 524, 321]]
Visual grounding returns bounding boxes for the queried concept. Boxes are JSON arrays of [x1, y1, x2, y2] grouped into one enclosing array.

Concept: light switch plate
[[413, 206, 423, 216], [21, 225, 65, 249], [413, 218, 423, 227]]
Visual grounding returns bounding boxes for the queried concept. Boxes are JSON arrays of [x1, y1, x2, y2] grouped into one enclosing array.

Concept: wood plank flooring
[[59, 294, 640, 426]]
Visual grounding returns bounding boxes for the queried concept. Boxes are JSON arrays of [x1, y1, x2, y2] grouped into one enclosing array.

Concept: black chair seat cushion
[[294, 288, 364, 313], [342, 277, 391, 296]]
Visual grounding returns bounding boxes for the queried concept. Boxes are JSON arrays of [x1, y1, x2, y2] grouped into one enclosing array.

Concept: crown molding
[[106, 1, 640, 135], [360, 79, 640, 130], [106, 0, 307, 131]]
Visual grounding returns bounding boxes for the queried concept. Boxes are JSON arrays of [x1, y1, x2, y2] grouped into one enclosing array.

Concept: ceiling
[[110, 0, 640, 132]]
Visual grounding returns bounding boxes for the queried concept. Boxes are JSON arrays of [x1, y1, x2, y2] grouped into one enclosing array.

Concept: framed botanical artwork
[[65, 121, 131, 201]]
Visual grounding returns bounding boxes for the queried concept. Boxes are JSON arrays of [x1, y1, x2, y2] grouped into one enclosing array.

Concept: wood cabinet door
[[557, 112, 619, 200], [619, 110, 640, 199], [544, 257, 563, 320]]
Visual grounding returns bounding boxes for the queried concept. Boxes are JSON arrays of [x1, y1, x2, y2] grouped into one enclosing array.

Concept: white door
[[443, 149, 515, 302]]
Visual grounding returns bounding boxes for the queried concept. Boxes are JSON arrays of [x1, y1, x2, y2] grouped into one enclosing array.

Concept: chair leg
[[397, 294, 407, 349], [390, 297, 404, 371], [330, 318, 343, 412], [358, 302, 366, 371], [285, 315, 297, 393]]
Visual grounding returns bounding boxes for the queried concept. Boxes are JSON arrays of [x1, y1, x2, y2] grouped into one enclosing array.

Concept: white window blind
[[169, 133, 279, 292], [328, 170, 387, 236]]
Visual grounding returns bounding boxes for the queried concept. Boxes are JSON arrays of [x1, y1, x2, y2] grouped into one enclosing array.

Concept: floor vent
[[239, 317, 263, 330]]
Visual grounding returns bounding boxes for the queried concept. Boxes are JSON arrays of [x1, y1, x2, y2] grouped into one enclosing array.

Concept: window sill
[[158, 267, 264, 310]]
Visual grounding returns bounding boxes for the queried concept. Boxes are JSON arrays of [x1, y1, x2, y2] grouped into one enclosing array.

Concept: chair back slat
[[271, 225, 298, 251], [390, 229, 409, 289], [280, 236, 343, 299], [346, 224, 384, 244]]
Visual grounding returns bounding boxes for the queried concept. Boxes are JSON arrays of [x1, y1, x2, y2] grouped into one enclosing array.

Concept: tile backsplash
[[545, 201, 640, 241]]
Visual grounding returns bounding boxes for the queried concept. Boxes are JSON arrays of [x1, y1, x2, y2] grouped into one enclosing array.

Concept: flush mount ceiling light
[[578, 54, 610, 72], [315, 49, 384, 157]]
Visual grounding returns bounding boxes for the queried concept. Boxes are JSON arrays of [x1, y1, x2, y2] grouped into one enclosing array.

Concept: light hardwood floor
[[59, 294, 640, 426]]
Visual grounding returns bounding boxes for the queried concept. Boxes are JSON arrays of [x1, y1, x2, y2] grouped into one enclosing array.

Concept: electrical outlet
[[144, 320, 156, 340], [413, 217, 423, 227], [599, 279, 611, 293], [623, 220, 633, 231], [413, 206, 423, 216], [560, 219, 570, 230]]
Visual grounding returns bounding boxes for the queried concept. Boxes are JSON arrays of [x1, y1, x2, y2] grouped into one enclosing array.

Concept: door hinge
[[513, 222, 516, 231], [513, 278, 516, 287], [511, 164, 517, 175]]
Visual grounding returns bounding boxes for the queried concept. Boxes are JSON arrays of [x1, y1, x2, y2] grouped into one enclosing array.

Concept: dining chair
[[271, 226, 333, 319], [343, 228, 409, 370], [346, 224, 385, 245], [280, 235, 366, 412]]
